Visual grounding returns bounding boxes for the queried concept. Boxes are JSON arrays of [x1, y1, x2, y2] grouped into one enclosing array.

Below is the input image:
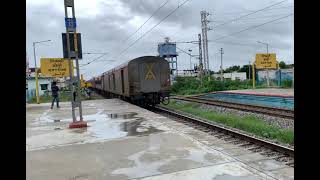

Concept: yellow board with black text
[[40, 58, 74, 77]]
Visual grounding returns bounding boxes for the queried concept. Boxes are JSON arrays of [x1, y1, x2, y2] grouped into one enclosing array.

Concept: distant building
[[177, 70, 199, 77], [26, 68, 68, 102], [212, 72, 247, 81]]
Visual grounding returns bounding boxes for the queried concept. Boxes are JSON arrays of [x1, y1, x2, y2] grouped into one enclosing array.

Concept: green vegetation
[[279, 61, 294, 69], [171, 76, 252, 95], [162, 100, 294, 145], [27, 90, 104, 103], [281, 79, 293, 88]]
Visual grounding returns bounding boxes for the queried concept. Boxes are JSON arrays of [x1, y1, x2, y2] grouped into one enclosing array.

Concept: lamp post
[[257, 41, 270, 87], [33, 39, 51, 104]]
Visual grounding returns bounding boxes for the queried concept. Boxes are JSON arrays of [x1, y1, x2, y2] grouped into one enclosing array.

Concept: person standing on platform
[[51, 81, 60, 109]]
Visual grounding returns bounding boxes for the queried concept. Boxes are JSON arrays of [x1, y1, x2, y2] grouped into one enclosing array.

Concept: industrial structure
[[158, 37, 178, 83], [200, 11, 211, 74]]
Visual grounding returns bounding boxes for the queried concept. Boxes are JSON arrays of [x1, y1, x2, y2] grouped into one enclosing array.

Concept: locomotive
[[89, 56, 170, 106]]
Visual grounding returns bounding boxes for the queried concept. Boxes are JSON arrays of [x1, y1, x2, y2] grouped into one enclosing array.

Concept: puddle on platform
[[69, 111, 162, 140], [120, 118, 162, 136], [108, 112, 138, 119]]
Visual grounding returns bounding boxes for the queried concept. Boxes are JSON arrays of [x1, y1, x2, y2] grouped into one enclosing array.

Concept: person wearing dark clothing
[[51, 81, 60, 109]]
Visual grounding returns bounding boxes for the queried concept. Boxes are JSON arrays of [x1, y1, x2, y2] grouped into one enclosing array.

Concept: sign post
[[40, 58, 74, 77], [255, 53, 277, 87], [64, 0, 87, 128], [252, 63, 255, 89]]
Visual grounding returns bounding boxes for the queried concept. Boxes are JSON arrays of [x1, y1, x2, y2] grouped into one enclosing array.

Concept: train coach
[[90, 56, 170, 106]]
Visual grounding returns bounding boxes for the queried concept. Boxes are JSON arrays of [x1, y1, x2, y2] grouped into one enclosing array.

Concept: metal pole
[[64, 1, 77, 123], [252, 63, 256, 89], [198, 34, 203, 76], [266, 44, 270, 87], [248, 61, 251, 80], [292, 67, 294, 88], [190, 55, 191, 70], [71, 4, 84, 121], [33, 43, 40, 104], [220, 48, 223, 81], [188, 49, 192, 70]]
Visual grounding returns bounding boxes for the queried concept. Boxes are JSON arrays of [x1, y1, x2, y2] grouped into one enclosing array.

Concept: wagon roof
[[101, 56, 165, 75]]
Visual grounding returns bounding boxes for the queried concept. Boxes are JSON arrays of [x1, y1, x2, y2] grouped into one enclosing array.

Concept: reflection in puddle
[[71, 111, 162, 140], [120, 118, 162, 136], [108, 112, 138, 119]]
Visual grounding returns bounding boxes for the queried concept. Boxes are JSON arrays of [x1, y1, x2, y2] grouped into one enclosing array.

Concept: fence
[[256, 69, 293, 87]]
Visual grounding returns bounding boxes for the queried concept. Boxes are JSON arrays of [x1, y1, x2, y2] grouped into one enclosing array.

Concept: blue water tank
[[158, 43, 177, 57]]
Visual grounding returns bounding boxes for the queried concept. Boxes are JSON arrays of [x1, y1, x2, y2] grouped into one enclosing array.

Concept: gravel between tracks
[[174, 99, 294, 130]]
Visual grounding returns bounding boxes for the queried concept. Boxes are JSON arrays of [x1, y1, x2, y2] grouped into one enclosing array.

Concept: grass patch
[[162, 100, 294, 145], [171, 76, 253, 95], [27, 90, 104, 104]]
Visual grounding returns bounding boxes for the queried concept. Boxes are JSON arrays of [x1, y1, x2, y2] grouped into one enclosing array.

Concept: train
[[89, 56, 170, 106]]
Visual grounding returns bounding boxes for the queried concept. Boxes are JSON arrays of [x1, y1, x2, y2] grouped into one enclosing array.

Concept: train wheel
[[161, 97, 170, 105]]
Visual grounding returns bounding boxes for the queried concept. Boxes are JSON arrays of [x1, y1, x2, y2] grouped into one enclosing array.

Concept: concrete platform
[[222, 88, 294, 97], [26, 99, 293, 180]]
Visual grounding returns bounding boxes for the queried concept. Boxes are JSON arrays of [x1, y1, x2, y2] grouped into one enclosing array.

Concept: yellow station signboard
[[40, 58, 74, 77], [255, 53, 277, 69]]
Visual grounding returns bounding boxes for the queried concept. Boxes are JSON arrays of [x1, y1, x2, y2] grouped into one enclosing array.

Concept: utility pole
[[32, 42, 39, 104], [201, 11, 211, 75], [292, 67, 294, 88], [64, 0, 87, 128], [248, 61, 251, 80], [188, 49, 192, 70], [220, 48, 224, 81], [252, 63, 256, 89], [198, 34, 203, 76]]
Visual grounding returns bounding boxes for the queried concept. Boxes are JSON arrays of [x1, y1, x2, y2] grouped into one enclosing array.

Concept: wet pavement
[[26, 99, 293, 180]]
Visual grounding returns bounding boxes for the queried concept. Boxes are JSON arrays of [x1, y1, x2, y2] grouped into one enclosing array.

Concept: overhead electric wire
[[212, 13, 293, 41], [212, 0, 287, 30], [79, 53, 109, 67], [213, 5, 293, 16], [122, 0, 170, 43], [114, 0, 191, 59], [87, 1, 170, 68]]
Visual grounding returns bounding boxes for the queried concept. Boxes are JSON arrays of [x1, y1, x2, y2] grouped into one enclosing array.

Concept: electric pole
[[201, 11, 211, 75], [188, 49, 192, 70], [198, 34, 203, 76], [220, 48, 223, 81], [248, 61, 251, 80], [64, 0, 87, 128]]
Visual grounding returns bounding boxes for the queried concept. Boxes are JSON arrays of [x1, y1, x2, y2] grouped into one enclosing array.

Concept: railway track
[[149, 105, 294, 167], [172, 96, 294, 119]]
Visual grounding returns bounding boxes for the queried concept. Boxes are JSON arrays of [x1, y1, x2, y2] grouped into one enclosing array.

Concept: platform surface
[[222, 88, 294, 97], [26, 99, 293, 180]]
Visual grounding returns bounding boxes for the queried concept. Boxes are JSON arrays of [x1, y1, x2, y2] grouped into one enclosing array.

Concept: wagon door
[[139, 61, 160, 92]]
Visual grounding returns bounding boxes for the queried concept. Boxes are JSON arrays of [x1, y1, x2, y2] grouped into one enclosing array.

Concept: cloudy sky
[[26, 0, 293, 79]]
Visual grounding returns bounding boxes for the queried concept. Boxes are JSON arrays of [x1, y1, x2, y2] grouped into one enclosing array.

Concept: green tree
[[279, 61, 286, 69], [223, 65, 240, 73], [239, 65, 250, 79]]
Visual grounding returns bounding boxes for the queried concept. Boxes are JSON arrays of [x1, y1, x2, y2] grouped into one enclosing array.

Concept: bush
[[281, 79, 292, 88], [171, 76, 252, 95]]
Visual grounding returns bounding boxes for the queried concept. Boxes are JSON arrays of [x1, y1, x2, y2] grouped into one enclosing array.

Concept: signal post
[[64, 0, 87, 128]]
